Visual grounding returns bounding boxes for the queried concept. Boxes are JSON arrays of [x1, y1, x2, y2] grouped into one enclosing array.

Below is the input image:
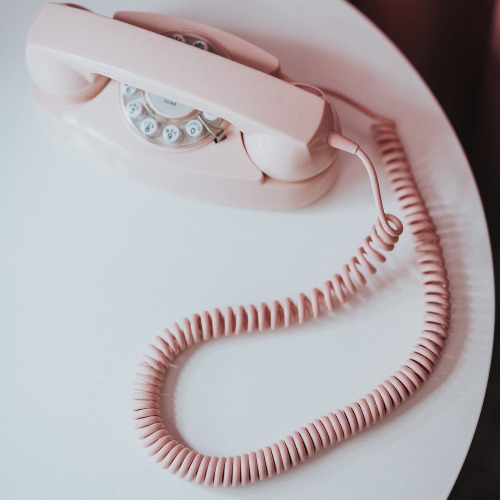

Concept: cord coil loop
[[132, 118, 450, 486]]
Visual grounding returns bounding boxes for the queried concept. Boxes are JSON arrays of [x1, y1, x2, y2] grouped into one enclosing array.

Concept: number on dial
[[163, 124, 181, 143]]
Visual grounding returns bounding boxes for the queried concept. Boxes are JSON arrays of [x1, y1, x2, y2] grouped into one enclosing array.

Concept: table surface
[[1, 1, 495, 499]]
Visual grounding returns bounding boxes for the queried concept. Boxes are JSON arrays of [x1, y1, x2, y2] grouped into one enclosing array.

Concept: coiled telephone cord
[[132, 92, 450, 486]]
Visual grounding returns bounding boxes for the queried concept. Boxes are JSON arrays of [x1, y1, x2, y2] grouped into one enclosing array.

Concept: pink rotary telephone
[[26, 2, 342, 209], [26, 3, 451, 487]]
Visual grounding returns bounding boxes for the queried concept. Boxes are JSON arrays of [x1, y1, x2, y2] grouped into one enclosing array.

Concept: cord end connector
[[328, 131, 359, 155]]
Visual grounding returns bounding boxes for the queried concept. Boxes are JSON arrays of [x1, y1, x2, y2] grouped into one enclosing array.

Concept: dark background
[[347, 1, 499, 497]]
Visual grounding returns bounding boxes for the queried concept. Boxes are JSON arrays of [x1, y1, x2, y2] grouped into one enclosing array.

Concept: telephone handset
[[27, 3, 451, 488], [26, 2, 340, 208]]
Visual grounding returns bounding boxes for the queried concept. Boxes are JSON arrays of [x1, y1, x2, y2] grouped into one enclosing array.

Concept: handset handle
[[26, 3, 337, 181]]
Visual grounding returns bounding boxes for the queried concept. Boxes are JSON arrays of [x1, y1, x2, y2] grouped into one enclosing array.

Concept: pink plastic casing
[[26, 3, 340, 208]]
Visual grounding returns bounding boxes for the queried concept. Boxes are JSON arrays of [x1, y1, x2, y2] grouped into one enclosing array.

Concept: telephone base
[[31, 81, 339, 209]]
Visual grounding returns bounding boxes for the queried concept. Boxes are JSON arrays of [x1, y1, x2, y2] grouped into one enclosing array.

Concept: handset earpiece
[[25, 53, 109, 103], [244, 82, 340, 181], [26, 4, 109, 102]]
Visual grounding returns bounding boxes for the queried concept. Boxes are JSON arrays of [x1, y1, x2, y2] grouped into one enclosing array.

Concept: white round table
[[1, 1, 494, 499]]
